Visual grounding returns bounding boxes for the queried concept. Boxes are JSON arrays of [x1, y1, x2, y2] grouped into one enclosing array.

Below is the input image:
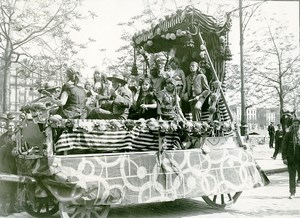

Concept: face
[[7, 122, 15, 132], [170, 61, 177, 70], [111, 80, 119, 89], [0, 122, 6, 128], [52, 87, 61, 98], [94, 71, 101, 81], [142, 81, 151, 92], [294, 122, 300, 131], [190, 62, 198, 73], [166, 82, 175, 92]]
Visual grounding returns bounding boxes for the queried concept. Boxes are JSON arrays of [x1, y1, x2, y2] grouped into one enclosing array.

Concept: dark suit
[[268, 124, 275, 148], [282, 130, 300, 195]]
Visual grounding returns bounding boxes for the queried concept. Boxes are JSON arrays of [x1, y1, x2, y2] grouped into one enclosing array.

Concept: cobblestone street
[[3, 172, 300, 218]]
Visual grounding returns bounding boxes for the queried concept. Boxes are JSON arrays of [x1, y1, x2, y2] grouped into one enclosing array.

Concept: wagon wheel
[[23, 193, 59, 217], [202, 191, 242, 209], [59, 203, 110, 218]]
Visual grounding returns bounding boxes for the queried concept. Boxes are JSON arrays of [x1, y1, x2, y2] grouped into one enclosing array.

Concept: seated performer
[[157, 78, 186, 121], [87, 74, 132, 120], [49, 68, 87, 119], [129, 78, 157, 119], [183, 61, 210, 121]]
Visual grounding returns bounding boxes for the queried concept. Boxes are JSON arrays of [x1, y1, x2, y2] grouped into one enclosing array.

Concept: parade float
[[0, 6, 268, 218]]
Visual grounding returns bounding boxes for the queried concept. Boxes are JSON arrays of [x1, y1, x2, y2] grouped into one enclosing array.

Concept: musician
[[87, 74, 132, 120]]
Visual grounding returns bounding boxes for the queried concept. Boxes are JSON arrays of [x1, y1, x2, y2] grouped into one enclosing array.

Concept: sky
[[73, 0, 299, 79]]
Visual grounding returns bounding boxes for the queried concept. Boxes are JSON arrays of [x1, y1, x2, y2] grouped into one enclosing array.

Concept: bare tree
[[0, 0, 95, 112], [245, 21, 300, 116]]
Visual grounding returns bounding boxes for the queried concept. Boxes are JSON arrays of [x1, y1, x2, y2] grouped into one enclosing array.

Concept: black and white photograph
[[0, 0, 299, 217]]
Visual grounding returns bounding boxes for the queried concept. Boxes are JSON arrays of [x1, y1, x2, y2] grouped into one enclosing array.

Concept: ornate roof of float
[[132, 5, 231, 47]]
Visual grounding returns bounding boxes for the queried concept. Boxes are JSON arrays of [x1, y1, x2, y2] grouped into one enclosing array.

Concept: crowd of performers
[[0, 58, 215, 215], [25, 57, 212, 124]]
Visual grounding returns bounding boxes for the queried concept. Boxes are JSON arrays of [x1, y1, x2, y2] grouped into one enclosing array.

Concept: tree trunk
[[3, 60, 11, 113], [2, 39, 12, 113]]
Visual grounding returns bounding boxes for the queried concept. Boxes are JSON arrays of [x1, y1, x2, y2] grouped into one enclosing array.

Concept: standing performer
[[183, 61, 210, 121]]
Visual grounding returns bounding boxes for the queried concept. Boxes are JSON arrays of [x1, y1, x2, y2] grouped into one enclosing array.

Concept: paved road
[[3, 172, 300, 218]]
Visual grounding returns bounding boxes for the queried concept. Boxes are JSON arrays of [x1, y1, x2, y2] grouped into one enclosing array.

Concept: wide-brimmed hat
[[0, 114, 8, 123], [107, 74, 127, 84], [293, 117, 300, 123], [7, 112, 15, 120]]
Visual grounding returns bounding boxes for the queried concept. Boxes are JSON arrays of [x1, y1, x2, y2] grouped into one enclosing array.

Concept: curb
[[265, 167, 287, 175]]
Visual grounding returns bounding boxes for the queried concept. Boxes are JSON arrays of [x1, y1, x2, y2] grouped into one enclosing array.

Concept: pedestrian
[[0, 115, 7, 137], [0, 121, 17, 216], [271, 124, 283, 159], [282, 117, 300, 199], [0, 121, 15, 148], [268, 122, 275, 148]]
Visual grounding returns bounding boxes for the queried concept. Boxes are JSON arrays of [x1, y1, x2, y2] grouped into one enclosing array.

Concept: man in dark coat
[[272, 124, 283, 159], [268, 122, 275, 148], [282, 118, 300, 199], [0, 122, 17, 216]]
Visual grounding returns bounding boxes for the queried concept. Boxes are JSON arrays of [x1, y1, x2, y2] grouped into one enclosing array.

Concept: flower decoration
[[48, 114, 63, 128], [94, 121, 107, 131], [159, 120, 170, 133], [146, 118, 160, 131], [169, 121, 178, 132], [184, 121, 194, 132], [124, 120, 135, 131], [109, 120, 124, 131], [65, 119, 75, 132]]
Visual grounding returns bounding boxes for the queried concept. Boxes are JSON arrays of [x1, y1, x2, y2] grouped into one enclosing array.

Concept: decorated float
[[0, 6, 268, 218]]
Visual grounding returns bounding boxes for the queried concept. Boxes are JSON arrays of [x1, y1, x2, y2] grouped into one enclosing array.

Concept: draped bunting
[[55, 128, 181, 153]]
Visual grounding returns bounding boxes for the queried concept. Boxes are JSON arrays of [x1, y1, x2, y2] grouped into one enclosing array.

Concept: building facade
[[0, 64, 61, 114], [230, 104, 280, 130]]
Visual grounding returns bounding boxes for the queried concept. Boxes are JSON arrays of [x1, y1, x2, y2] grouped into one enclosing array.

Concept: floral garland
[[46, 115, 233, 137]]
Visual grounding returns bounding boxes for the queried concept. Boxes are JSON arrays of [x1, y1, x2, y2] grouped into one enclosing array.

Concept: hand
[[188, 97, 197, 102], [140, 104, 147, 109], [283, 159, 288, 165]]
